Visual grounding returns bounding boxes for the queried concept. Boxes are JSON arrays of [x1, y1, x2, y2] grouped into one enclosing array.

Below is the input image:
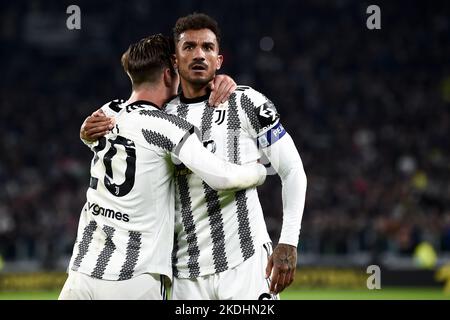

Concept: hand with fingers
[[265, 243, 297, 295], [208, 74, 237, 107], [80, 109, 115, 142]]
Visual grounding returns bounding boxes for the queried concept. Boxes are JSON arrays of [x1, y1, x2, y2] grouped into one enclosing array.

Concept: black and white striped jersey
[[72, 99, 268, 282], [69, 100, 194, 281], [165, 86, 283, 279]]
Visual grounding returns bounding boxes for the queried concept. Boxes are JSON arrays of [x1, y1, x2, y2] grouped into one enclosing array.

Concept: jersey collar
[[179, 91, 211, 104], [126, 100, 161, 109]]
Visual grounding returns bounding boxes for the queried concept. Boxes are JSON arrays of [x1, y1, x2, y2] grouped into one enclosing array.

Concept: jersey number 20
[[93, 136, 136, 197]]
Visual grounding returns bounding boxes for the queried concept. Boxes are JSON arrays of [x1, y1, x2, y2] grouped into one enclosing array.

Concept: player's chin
[[189, 75, 213, 86]]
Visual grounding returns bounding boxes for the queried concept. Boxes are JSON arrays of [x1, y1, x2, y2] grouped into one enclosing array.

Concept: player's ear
[[163, 68, 172, 87], [216, 54, 223, 71], [172, 54, 178, 70]]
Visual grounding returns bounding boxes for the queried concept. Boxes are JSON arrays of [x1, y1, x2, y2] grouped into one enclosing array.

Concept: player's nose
[[192, 46, 206, 60]]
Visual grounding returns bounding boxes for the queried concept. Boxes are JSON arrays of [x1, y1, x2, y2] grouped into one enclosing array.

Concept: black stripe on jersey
[[227, 95, 255, 262], [240, 94, 262, 134], [200, 103, 214, 140], [118, 231, 142, 280], [172, 103, 187, 277], [139, 109, 192, 131], [203, 182, 228, 273], [177, 172, 200, 278], [91, 225, 116, 279], [226, 94, 241, 164], [235, 190, 255, 260], [142, 129, 175, 152], [171, 233, 180, 278], [72, 220, 97, 271], [200, 105, 229, 273], [177, 103, 189, 119]]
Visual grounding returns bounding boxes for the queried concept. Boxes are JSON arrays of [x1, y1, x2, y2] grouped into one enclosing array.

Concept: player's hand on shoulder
[[266, 243, 297, 294], [208, 74, 237, 107], [80, 108, 115, 142]]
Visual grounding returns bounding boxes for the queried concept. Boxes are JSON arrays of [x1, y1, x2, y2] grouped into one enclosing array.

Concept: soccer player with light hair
[[165, 13, 307, 300], [59, 34, 266, 300]]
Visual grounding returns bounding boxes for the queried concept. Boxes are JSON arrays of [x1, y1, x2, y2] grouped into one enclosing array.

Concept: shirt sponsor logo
[[87, 201, 129, 222]]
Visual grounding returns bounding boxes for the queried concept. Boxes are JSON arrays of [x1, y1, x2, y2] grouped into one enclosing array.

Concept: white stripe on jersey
[[69, 100, 193, 281], [166, 86, 278, 279]]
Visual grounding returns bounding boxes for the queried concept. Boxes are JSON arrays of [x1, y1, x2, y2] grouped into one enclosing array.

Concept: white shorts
[[58, 270, 168, 300], [171, 243, 279, 300]]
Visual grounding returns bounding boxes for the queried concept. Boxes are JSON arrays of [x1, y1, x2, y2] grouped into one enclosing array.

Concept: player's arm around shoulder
[[80, 99, 123, 147], [173, 126, 267, 192]]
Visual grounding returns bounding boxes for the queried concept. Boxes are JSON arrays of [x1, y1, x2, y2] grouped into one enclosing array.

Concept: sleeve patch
[[257, 101, 279, 130], [257, 121, 286, 148]]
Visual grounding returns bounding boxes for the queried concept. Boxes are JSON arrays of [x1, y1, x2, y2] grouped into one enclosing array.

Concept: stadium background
[[0, 0, 449, 299]]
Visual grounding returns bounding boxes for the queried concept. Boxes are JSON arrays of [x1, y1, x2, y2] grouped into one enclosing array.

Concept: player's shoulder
[[135, 106, 193, 132], [100, 98, 126, 116], [231, 85, 280, 135], [163, 95, 182, 115], [119, 101, 166, 120], [231, 85, 267, 108]]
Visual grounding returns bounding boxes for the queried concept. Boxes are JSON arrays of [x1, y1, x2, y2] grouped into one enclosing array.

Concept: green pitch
[[0, 288, 448, 300], [280, 287, 449, 300]]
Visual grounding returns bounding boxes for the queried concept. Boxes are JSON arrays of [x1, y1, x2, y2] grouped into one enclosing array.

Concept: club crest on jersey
[[203, 140, 216, 153], [214, 109, 226, 125]]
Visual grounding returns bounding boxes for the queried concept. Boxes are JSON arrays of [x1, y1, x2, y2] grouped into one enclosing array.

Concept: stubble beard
[[181, 69, 215, 90]]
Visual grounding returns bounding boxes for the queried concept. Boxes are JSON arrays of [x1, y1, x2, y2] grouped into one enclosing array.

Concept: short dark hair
[[173, 13, 221, 47], [121, 34, 175, 87]]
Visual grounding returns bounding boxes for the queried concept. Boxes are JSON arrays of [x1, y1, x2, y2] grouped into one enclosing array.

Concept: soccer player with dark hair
[[164, 13, 307, 299], [59, 34, 266, 300]]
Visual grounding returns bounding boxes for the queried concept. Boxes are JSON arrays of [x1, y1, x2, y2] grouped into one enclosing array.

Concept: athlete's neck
[[126, 85, 165, 109], [180, 81, 210, 99]]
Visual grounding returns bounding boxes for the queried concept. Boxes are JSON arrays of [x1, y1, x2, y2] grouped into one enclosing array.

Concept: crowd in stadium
[[0, 0, 448, 269]]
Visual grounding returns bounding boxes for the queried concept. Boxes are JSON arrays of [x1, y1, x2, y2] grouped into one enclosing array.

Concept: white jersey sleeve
[[235, 86, 280, 139], [173, 131, 266, 191], [236, 86, 307, 247], [262, 133, 307, 247]]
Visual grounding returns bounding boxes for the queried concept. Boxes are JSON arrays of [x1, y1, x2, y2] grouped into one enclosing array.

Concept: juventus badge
[[214, 110, 226, 125]]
